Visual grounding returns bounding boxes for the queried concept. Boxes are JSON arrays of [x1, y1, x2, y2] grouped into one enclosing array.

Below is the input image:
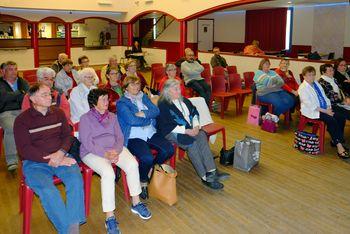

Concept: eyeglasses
[[167, 69, 177, 72]]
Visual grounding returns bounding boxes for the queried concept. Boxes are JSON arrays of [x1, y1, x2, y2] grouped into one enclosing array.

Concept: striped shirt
[[14, 107, 73, 163]]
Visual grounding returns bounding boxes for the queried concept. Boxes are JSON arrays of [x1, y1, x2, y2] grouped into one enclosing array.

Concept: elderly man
[[0, 61, 29, 171], [21, 67, 71, 121], [51, 53, 68, 74], [14, 83, 85, 234], [181, 49, 211, 106], [210, 47, 228, 69]]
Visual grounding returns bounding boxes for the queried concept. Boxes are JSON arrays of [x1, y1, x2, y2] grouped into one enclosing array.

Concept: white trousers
[[82, 147, 141, 212]]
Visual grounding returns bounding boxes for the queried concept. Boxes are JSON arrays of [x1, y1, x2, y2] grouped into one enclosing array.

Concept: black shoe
[[215, 171, 230, 181], [206, 170, 230, 182], [205, 171, 217, 183], [201, 179, 224, 190], [140, 186, 149, 200]]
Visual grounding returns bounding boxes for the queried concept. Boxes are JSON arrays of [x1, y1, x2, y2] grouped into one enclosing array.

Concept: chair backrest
[[213, 66, 226, 76], [243, 72, 255, 89], [151, 66, 165, 89], [201, 66, 211, 86], [227, 65, 237, 74], [228, 73, 242, 91], [201, 63, 211, 78], [211, 75, 226, 93], [22, 69, 37, 84], [151, 63, 163, 69], [95, 70, 101, 79]]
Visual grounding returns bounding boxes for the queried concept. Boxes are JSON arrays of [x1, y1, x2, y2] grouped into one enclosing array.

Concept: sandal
[[337, 150, 350, 159], [331, 141, 349, 151]]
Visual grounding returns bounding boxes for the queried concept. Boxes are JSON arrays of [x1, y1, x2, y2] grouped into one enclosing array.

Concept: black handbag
[[68, 137, 82, 163], [219, 146, 235, 166]]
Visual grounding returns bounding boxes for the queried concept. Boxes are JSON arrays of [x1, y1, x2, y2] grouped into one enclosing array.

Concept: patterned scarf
[[91, 108, 109, 123]]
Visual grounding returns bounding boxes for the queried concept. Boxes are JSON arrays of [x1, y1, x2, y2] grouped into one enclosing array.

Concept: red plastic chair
[[201, 64, 212, 86], [22, 70, 37, 84], [95, 69, 101, 79], [228, 74, 252, 114], [255, 98, 290, 127], [212, 66, 226, 76], [19, 162, 93, 234], [297, 115, 325, 154], [211, 75, 239, 119], [243, 72, 255, 90], [151, 66, 165, 90], [227, 65, 237, 74]]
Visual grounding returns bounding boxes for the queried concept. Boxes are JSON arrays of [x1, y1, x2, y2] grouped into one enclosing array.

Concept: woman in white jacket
[[298, 66, 348, 159]]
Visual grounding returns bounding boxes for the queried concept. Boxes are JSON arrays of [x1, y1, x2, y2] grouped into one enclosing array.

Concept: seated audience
[[79, 89, 151, 234], [22, 67, 71, 121], [121, 60, 148, 92], [334, 58, 350, 96], [275, 59, 299, 111], [158, 63, 187, 97], [117, 76, 174, 199], [69, 68, 96, 124], [14, 83, 85, 233], [175, 48, 201, 68], [318, 64, 350, 120], [210, 47, 228, 69], [0, 61, 29, 171], [181, 49, 211, 106], [55, 59, 80, 96], [51, 53, 68, 74], [243, 40, 265, 56], [298, 66, 348, 159], [254, 58, 294, 116], [77, 55, 99, 85], [101, 55, 121, 85], [157, 79, 230, 190], [102, 67, 123, 113], [131, 40, 148, 69]]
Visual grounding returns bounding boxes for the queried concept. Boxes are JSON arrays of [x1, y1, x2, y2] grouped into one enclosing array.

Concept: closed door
[[198, 19, 213, 51]]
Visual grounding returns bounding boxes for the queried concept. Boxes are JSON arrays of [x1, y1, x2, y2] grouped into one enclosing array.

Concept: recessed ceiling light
[[287, 1, 292, 4]]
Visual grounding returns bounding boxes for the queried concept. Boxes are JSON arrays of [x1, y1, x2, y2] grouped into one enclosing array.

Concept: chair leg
[[121, 170, 130, 202], [169, 145, 176, 169], [319, 123, 326, 154], [83, 168, 93, 217], [221, 128, 227, 151], [284, 111, 290, 127], [178, 148, 185, 160], [19, 181, 24, 213], [220, 98, 225, 119], [23, 186, 34, 234]]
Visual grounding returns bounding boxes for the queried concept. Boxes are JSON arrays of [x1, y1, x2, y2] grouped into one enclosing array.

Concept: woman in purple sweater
[[79, 89, 151, 234]]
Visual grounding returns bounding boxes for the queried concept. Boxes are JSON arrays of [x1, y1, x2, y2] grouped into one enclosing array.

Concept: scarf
[[312, 82, 327, 109], [124, 91, 147, 110], [321, 75, 340, 94], [91, 108, 109, 123]]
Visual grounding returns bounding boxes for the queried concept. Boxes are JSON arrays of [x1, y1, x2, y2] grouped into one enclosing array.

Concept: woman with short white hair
[[69, 67, 97, 124], [21, 67, 71, 122]]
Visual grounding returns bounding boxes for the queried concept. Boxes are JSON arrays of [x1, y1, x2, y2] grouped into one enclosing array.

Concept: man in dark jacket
[[51, 53, 68, 74], [0, 61, 29, 171], [210, 47, 228, 68]]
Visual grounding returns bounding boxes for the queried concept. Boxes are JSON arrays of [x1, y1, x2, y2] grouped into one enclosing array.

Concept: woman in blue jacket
[[117, 76, 174, 199]]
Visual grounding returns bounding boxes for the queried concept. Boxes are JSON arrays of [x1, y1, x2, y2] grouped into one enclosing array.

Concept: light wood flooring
[[1, 72, 350, 233]]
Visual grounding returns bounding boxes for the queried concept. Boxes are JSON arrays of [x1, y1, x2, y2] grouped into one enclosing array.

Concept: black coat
[[0, 77, 29, 113], [334, 70, 350, 97]]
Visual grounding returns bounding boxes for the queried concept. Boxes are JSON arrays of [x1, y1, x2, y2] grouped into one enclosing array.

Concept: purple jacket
[[79, 110, 124, 158]]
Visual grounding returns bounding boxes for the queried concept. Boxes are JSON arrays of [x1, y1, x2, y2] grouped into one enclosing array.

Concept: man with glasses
[[0, 61, 29, 171], [21, 67, 71, 122]]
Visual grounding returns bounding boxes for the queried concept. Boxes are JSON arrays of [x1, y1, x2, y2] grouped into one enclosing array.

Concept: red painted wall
[[343, 47, 350, 62], [151, 41, 197, 63], [213, 42, 245, 53]]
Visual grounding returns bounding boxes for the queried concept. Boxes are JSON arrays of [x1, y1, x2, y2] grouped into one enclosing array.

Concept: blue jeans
[[257, 90, 295, 116], [23, 160, 86, 234], [127, 133, 174, 182]]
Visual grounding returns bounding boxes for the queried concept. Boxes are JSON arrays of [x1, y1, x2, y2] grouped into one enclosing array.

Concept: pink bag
[[246, 105, 260, 126], [261, 119, 277, 133]]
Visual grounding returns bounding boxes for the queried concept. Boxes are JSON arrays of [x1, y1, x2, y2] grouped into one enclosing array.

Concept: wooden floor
[[1, 74, 350, 233]]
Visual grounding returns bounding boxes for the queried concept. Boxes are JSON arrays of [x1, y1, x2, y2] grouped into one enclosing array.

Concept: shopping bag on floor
[[294, 131, 320, 155], [234, 136, 261, 172], [246, 105, 260, 126], [149, 164, 177, 206]]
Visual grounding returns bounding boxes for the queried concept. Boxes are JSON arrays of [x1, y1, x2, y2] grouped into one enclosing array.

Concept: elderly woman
[[101, 55, 122, 85], [77, 55, 99, 85], [103, 67, 123, 113], [157, 79, 230, 190], [80, 89, 151, 234], [158, 63, 187, 97], [117, 76, 174, 199], [318, 64, 350, 121], [55, 58, 80, 96], [334, 58, 350, 96], [298, 66, 348, 159], [69, 68, 96, 124], [121, 60, 148, 92], [21, 67, 71, 121], [254, 58, 295, 116]]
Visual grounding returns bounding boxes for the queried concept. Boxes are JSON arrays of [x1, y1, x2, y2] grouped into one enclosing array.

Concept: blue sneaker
[[105, 216, 120, 234], [131, 202, 152, 220]]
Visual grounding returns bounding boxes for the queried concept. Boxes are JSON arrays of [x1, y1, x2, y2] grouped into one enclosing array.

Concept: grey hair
[[165, 63, 176, 72], [36, 67, 56, 80], [79, 67, 95, 81], [160, 78, 182, 103], [108, 55, 118, 62]]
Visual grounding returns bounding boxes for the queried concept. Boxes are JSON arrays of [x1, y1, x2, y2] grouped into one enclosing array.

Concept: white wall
[[0, 49, 34, 70], [292, 7, 314, 46], [156, 20, 180, 42], [198, 51, 325, 81], [344, 7, 350, 47]]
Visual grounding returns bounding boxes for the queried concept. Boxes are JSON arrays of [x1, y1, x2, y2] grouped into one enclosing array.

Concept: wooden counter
[[0, 39, 31, 49]]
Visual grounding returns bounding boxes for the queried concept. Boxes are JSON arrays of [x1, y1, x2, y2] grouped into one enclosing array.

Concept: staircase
[[141, 15, 175, 47]]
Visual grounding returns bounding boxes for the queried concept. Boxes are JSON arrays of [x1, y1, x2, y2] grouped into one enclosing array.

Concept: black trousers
[[319, 111, 346, 144], [187, 79, 211, 106]]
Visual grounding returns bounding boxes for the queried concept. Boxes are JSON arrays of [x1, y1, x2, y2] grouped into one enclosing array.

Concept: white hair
[[79, 67, 96, 81], [160, 79, 182, 103], [36, 67, 56, 80]]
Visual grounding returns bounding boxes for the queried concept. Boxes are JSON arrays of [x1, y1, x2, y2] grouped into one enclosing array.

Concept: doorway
[[197, 19, 214, 51]]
